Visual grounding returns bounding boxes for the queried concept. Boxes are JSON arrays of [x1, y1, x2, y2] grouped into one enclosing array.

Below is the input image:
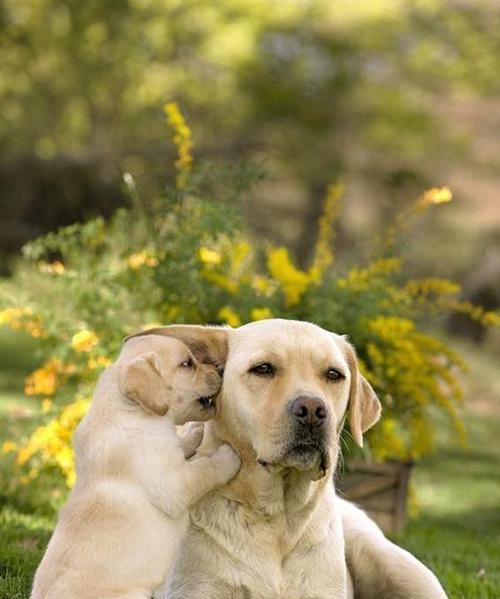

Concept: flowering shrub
[[1, 103, 499, 490]]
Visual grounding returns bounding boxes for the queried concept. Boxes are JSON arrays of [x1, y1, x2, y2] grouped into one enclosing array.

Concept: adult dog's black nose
[[290, 396, 328, 427]]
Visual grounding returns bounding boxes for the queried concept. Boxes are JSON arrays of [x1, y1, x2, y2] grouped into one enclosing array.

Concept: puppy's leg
[[176, 422, 204, 458], [178, 444, 240, 507], [144, 445, 238, 520]]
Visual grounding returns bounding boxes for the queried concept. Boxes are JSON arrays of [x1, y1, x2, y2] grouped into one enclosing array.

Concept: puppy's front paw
[[184, 421, 204, 445], [212, 444, 241, 483], [177, 421, 205, 458]]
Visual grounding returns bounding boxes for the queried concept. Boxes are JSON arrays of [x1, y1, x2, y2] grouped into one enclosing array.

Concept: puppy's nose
[[291, 396, 328, 427]]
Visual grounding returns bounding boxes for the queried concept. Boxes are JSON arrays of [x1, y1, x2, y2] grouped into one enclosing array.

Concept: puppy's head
[[125, 324, 229, 371], [119, 336, 222, 425], [219, 319, 382, 480]]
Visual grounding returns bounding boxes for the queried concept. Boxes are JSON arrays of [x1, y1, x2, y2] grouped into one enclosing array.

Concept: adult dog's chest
[[172, 488, 347, 599]]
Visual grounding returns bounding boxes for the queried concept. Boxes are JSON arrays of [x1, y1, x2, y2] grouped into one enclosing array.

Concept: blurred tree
[[1, 0, 499, 266]]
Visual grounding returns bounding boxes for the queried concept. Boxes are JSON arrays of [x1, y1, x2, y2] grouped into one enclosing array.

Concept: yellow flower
[[24, 321, 44, 337], [251, 275, 274, 296], [230, 241, 251, 272], [409, 416, 434, 459], [24, 358, 62, 396], [2, 441, 17, 454], [165, 305, 181, 320], [127, 250, 158, 270], [0, 307, 30, 326], [71, 330, 99, 353], [198, 247, 222, 265], [17, 445, 35, 466], [66, 466, 77, 488], [42, 399, 53, 413], [0, 307, 44, 337], [164, 102, 194, 189], [310, 183, 343, 278], [202, 271, 239, 294], [37, 260, 65, 274], [370, 418, 408, 461], [218, 306, 241, 328], [58, 398, 90, 432], [445, 300, 500, 328], [267, 247, 313, 307], [141, 321, 163, 329], [251, 307, 273, 321], [14, 397, 90, 487], [337, 258, 401, 292], [482, 311, 500, 327], [368, 315, 416, 343], [404, 278, 461, 299], [420, 186, 453, 206], [87, 356, 112, 370]]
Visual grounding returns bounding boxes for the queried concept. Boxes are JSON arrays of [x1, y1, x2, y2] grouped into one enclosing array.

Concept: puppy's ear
[[343, 340, 382, 447], [125, 325, 230, 367], [119, 353, 169, 416]]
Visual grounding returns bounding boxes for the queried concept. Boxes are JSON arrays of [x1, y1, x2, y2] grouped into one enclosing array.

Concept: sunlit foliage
[[1, 108, 498, 490]]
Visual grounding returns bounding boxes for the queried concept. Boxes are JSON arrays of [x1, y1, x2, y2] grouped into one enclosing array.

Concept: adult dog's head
[[126, 319, 381, 480], [220, 319, 381, 479]]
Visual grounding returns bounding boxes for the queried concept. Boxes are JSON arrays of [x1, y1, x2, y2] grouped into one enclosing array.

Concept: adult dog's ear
[[343, 340, 382, 447], [119, 353, 169, 416], [125, 325, 231, 368]]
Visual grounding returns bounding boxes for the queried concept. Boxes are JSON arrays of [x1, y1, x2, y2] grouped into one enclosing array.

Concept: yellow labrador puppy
[[31, 335, 241, 599], [134, 320, 447, 599]]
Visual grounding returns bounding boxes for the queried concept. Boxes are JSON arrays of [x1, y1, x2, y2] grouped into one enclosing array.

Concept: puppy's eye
[[180, 357, 194, 368], [326, 368, 344, 381], [249, 363, 274, 376]]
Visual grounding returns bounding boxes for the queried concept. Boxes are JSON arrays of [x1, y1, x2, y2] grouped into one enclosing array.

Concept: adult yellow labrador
[[130, 319, 447, 599]]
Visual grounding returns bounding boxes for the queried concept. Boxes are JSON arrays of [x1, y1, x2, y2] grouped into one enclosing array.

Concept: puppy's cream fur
[[138, 321, 447, 599], [31, 335, 240, 599]]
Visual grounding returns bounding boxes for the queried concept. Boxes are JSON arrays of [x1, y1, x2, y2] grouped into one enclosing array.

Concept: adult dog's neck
[[205, 419, 332, 521]]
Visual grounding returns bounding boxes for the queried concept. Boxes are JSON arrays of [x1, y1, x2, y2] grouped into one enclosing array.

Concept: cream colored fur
[[341, 499, 447, 599], [140, 320, 447, 599], [31, 335, 240, 599]]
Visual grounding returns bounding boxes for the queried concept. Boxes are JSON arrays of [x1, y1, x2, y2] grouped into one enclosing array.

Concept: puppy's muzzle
[[197, 393, 217, 409]]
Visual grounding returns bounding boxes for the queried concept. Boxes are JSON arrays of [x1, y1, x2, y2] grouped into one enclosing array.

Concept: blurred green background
[[0, 1, 499, 598], [2, 0, 500, 296]]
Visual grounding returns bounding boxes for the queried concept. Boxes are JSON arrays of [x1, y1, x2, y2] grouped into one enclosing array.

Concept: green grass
[[0, 332, 498, 598], [397, 411, 500, 598], [0, 331, 55, 599], [395, 341, 500, 598]]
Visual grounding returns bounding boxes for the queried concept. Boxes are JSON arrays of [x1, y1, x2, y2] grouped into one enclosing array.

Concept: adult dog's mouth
[[285, 442, 322, 467], [284, 442, 331, 480], [197, 393, 217, 409], [257, 440, 331, 480]]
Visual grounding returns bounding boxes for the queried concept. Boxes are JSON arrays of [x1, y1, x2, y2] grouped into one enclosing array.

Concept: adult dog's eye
[[180, 357, 194, 368], [250, 363, 274, 376], [326, 368, 344, 381]]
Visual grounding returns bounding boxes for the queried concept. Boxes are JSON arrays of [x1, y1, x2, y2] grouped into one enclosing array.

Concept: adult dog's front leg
[[340, 499, 448, 599], [155, 578, 239, 599]]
